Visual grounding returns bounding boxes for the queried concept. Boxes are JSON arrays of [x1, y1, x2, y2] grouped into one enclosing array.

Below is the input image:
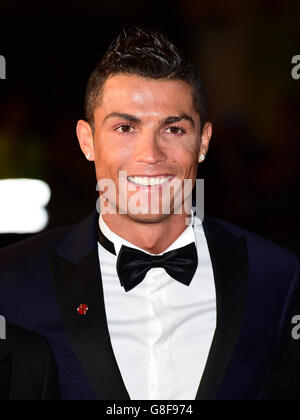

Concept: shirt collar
[[98, 211, 196, 257]]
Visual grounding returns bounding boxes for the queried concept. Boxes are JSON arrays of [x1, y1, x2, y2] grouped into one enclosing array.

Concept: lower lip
[[127, 176, 175, 191]]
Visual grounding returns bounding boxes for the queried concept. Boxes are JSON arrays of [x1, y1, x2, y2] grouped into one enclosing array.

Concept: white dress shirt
[[98, 212, 217, 400]]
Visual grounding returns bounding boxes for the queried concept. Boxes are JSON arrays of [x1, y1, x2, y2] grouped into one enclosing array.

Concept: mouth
[[127, 175, 175, 187]]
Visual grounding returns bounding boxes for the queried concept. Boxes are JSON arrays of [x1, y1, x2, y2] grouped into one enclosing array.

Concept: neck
[[102, 208, 192, 255]]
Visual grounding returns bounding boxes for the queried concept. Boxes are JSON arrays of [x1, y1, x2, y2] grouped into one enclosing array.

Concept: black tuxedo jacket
[[0, 323, 61, 400], [0, 210, 299, 400]]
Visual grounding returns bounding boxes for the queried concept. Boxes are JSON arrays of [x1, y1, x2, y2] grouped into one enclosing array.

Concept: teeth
[[128, 176, 172, 186]]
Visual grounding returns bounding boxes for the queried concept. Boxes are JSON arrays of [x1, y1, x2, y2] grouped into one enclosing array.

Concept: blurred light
[[0, 54, 6, 79], [0, 179, 51, 233]]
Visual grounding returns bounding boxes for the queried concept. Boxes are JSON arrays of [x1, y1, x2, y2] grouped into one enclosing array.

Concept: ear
[[76, 120, 95, 161], [198, 122, 212, 163]]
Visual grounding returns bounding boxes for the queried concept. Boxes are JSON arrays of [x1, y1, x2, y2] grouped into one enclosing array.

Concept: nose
[[134, 131, 167, 164]]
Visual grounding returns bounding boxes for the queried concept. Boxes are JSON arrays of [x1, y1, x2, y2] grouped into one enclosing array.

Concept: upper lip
[[127, 174, 175, 178]]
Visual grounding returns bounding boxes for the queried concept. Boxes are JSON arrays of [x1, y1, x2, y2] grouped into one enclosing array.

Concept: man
[[0, 323, 61, 400], [0, 27, 299, 400]]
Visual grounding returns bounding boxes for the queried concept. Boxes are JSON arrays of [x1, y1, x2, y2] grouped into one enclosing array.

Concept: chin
[[126, 211, 171, 224]]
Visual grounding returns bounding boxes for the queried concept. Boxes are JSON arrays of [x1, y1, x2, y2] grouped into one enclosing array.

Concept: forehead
[[98, 74, 197, 118]]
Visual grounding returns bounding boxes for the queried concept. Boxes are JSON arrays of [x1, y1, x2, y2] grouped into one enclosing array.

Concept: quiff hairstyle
[[85, 26, 207, 132]]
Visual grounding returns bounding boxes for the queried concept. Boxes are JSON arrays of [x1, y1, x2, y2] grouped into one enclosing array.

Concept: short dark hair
[[85, 26, 207, 131]]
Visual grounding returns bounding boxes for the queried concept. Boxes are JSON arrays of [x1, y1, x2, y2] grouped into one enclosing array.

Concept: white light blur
[[0, 179, 51, 233]]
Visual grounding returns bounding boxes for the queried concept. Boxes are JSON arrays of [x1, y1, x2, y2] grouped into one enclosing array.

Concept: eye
[[165, 126, 186, 136], [116, 124, 135, 134]]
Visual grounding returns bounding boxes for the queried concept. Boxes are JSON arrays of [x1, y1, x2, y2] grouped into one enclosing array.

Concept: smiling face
[[77, 74, 212, 223]]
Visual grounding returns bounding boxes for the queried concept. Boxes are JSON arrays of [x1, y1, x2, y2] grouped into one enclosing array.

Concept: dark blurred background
[[0, 0, 299, 254]]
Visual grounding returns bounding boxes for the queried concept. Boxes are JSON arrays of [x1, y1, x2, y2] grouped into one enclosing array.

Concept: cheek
[[96, 131, 133, 155], [95, 136, 132, 175], [170, 144, 197, 169]]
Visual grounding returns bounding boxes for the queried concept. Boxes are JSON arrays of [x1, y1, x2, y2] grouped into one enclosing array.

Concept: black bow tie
[[97, 224, 198, 292]]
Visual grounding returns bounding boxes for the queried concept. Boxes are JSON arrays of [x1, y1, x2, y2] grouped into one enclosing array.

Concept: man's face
[[77, 74, 211, 223]]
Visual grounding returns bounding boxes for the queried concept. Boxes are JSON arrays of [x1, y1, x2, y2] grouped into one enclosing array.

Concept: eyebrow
[[103, 112, 196, 130], [162, 114, 195, 129], [103, 112, 141, 124]]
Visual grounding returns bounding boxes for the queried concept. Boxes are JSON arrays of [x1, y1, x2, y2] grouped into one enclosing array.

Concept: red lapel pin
[[77, 303, 89, 316]]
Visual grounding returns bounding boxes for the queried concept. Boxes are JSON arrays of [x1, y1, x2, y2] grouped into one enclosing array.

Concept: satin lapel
[[48, 211, 130, 400], [196, 219, 249, 400]]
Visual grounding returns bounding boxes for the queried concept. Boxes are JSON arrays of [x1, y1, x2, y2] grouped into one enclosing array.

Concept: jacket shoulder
[[208, 217, 298, 261], [204, 216, 299, 282], [0, 225, 72, 269]]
